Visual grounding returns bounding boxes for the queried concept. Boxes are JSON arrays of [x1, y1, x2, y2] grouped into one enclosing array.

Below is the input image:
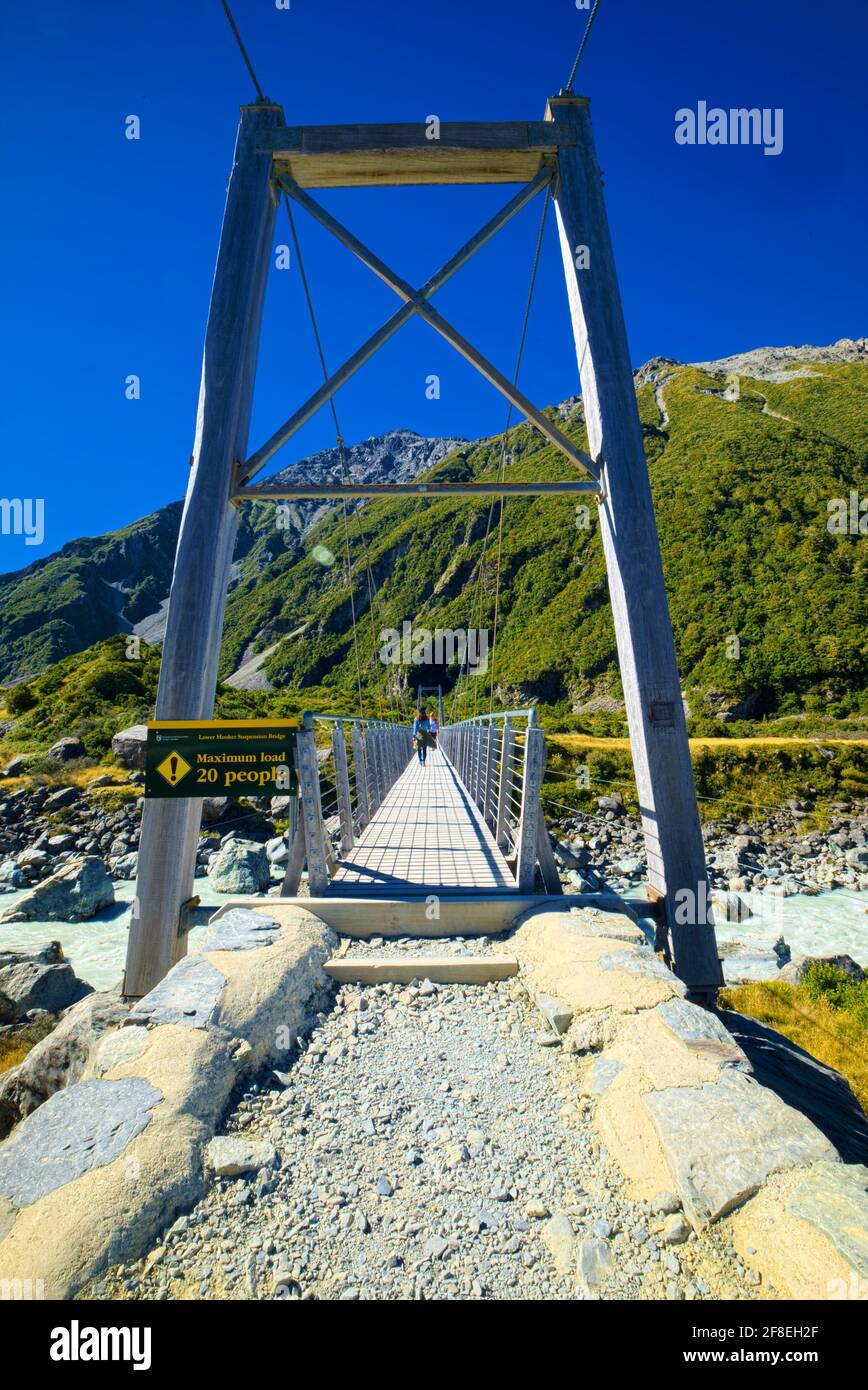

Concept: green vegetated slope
[[220, 358, 868, 722], [0, 504, 184, 684], [1, 357, 865, 736]]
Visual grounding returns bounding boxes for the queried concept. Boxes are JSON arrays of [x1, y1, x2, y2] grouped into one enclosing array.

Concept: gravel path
[[93, 972, 772, 1302]]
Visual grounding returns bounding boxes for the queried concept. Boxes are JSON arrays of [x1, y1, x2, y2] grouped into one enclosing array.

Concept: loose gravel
[[92, 967, 775, 1302]]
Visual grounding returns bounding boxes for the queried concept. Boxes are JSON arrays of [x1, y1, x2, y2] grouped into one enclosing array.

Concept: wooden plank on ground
[[324, 955, 519, 985]]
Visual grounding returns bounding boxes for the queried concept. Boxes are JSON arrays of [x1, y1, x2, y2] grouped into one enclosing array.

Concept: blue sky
[[1, 0, 866, 572]]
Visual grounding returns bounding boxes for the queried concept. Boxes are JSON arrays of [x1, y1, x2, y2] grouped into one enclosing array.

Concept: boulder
[[0, 856, 115, 923], [0, 942, 92, 1024], [47, 737, 85, 762], [206, 838, 270, 894], [0, 861, 27, 893], [43, 787, 80, 811], [778, 954, 865, 987], [111, 852, 139, 881], [110, 725, 147, 770], [0, 989, 129, 1138], [0, 755, 27, 779]]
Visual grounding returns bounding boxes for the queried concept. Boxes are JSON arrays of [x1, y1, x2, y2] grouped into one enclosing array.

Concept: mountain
[[0, 430, 465, 686], [1, 342, 865, 736]]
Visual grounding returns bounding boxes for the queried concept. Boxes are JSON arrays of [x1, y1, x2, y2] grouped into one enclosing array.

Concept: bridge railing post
[[549, 94, 721, 991], [515, 716, 545, 892], [495, 717, 513, 849], [332, 721, 354, 855], [352, 725, 371, 831], [123, 102, 283, 998], [297, 714, 330, 895]]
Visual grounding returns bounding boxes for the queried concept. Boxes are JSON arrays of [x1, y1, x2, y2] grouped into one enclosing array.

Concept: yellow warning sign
[[154, 752, 193, 787]]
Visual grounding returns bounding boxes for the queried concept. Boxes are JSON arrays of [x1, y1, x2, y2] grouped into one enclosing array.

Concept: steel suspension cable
[[218, 0, 266, 101], [565, 0, 602, 92]]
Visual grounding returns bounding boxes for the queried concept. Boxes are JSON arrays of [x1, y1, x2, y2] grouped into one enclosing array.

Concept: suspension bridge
[[121, 8, 723, 1003]]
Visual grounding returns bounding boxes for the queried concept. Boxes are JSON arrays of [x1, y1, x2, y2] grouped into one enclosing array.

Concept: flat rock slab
[[644, 1068, 839, 1228], [788, 1161, 868, 1277], [656, 998, 750, 1069], [563, 905, 647, 944], [125, 956, 226, 1030], [599, 948, 687, 994], [194, 909, 282, 954], [587, 1055, 624, 1096], [0, 1078, 162, 1208], [91, 1026, 150, 1078]]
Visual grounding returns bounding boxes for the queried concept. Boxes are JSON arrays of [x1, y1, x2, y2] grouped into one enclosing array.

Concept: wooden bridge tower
[[124, 96, 722, 999]]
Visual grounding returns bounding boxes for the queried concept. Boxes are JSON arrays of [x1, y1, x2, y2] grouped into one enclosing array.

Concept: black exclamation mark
[[170, 756, 178, 783]]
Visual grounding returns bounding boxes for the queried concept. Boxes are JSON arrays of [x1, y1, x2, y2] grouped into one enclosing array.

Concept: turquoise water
[[2, 881, 866, 992], [0, 878, 256, 991]]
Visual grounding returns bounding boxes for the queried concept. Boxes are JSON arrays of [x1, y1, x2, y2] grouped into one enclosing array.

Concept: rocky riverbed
[[89, 973, 772, 1302]]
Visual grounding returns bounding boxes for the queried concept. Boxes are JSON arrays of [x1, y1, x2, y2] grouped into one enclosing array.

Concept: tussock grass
[[719, 970, 868, 1114], [0, 1017, 57, 1075]]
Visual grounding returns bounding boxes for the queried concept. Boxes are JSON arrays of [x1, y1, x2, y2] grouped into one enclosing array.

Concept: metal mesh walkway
[[327, 748, 516, 896]]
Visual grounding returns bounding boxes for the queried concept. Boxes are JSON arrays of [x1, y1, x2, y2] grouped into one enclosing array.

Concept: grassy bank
[[720, 964, 868, 1113], [544, 735, 868, 827]]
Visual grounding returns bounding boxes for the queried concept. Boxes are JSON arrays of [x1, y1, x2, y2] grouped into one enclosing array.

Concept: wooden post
[[332, 722, 354, 854], [549, 95, 721, 993], [495, 718, 513, 849], [124, 102, 283, 998], [515, 720, 545, 892], [281, 793, 305, 895], [352, 725, 371, 829], [297, 719, 329, 895]]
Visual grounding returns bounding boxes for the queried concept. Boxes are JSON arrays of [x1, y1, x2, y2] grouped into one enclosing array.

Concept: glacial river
[[1, 879, 866, 992]]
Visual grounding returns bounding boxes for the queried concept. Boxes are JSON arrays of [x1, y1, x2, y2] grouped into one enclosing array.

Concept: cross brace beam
[[237, 171, 598, 492]]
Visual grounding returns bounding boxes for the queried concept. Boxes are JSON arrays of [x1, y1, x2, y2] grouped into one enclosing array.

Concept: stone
[[265, 837, 289, 864], [577, 1236, 614, 1289], [660, 1214, 691, 1245], [536, 992, 573, 1037], [112, 852, 139, 880], [111, 725, 148, 769], [788, 1161, 868, 1277], [193, 909, 282, 954], [0, 988, 129, 1138], [206, 839, 270, 894], [0, 856, 115, 923], [375, 1176, 394, 1197], [205, 1136, 277, 1178], [0, 942, 92, 1024], [47, 737, 86, 762], [644, 1069, 839, 1228], [0, 1078, 162, 1208], [424, 1235, 448, 1260], [650, 1191, 682, 1215], [542, 1211, 575, 1276], [525, 1198, 549, 1219], [43, 787, 80, 810], [125, 955, 226, 1030], [1, 755, 27, 778], [564, 1010, 620, 1054], [655, 998, 750, 1068]]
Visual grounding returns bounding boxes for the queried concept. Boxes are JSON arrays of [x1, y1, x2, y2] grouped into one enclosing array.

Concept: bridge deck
[[327, 748, 516, 897]]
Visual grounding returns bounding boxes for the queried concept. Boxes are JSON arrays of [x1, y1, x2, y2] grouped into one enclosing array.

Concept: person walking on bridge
[[412, 708, 432, 765]]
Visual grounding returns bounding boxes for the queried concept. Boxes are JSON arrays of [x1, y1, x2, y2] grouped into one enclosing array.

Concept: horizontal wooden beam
[[236, 480, 601, 501], [323, 954, 519, 984], [262, 120, 581, 188]]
